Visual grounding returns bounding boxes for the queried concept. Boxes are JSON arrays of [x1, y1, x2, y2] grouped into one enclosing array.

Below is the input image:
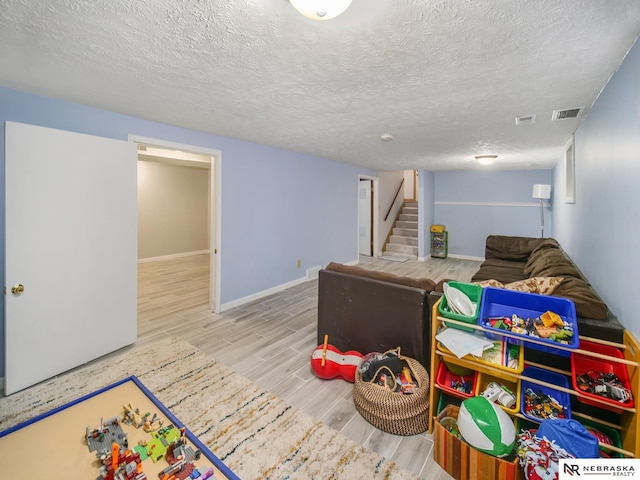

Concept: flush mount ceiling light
[[475, 155, 498, 165], [379, 133, 394, 142], [290, 0, 353, 20]]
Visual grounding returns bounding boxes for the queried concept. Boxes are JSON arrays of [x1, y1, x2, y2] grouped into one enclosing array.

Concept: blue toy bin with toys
[[520, 366, 572, 423], [478, 287, 579, 356]]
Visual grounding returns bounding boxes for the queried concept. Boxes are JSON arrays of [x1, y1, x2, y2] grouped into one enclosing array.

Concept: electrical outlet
[[297, 259, 301, 268]]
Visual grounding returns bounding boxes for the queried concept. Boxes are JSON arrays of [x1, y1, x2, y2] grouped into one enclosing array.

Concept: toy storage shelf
[[428, 298, 640, 458], [430, 231, 448, 259]]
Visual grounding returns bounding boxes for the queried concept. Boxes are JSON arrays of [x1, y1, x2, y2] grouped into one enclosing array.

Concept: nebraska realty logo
[[560, 459, 640, 478]]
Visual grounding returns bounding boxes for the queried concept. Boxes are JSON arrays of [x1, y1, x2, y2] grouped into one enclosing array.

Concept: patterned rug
[[0, 337, 419, 479]]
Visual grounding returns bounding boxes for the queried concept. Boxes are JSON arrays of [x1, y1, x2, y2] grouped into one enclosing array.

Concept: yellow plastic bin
[[476, 371, 520, 414], [438, 339, 524, 381]]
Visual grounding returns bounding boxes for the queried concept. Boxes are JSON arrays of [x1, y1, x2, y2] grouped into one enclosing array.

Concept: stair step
[[385, 244, 418, 256], [393, 227, 418, 237], [402, 207, 418, 215], [382, 201, 419, 259], [389, 235, 418, 246], [396, 220, 418, 229]]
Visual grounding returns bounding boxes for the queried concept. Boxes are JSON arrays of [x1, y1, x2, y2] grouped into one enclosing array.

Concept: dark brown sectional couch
[[472, 235, 624, 342], [317, 262, 442, 367]]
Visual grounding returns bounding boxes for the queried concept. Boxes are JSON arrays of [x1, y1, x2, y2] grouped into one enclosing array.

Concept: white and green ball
[[458, 396, 516, 458]]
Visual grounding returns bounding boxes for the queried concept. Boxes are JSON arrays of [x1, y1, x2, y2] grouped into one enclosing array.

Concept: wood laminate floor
[[136, 253, 482, 479]]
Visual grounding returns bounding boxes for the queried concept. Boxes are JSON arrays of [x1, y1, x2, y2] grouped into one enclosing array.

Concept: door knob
[[11, 284, 24, 295]]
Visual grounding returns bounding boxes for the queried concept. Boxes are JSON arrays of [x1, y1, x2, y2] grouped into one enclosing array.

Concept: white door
[[5, 121, 138, 394], [358, 179, 372, 256]]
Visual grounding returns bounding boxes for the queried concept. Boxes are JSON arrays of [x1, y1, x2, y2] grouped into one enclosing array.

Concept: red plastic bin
[[435, 362, 478, 398], [570, 340, 634, 412]]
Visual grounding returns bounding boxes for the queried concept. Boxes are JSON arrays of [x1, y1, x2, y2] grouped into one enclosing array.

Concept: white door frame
[[358, 179, 372, 256], [358, 174, 379, 257], [129, 135, 222, 313]]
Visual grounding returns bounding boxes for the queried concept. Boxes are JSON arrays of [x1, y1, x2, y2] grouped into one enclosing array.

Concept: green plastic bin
[[439, 281, 482, 332]]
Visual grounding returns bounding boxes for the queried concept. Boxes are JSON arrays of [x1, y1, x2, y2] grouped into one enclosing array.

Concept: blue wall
[[417, 170, 435, 258], [432, 170, 554, 258], [0, 87, 375, 378], [4, 33, 639, 378], [553, 38, 640, 338]]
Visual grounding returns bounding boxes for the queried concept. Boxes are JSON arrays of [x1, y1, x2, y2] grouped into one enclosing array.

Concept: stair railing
[[384, 178, 405, 221]]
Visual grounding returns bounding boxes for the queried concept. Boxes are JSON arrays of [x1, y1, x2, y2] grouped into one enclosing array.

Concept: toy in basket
[[310, 335, 363, 382], [353, 348, 430, 435]]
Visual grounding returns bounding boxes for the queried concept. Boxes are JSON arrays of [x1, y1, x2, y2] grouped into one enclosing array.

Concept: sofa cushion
[[474, 279, 505, 289], [553, 276, 608, 320], [325, 262, 436, 292], [471, 258, 527, 284], [525, 244, 584, 280], [505, 276, 564, 294], [484, 235, 551, 261], [474, 277, 564, 295]]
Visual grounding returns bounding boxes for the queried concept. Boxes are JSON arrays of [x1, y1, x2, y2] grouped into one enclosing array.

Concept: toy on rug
[[311, 334, 363, 382]]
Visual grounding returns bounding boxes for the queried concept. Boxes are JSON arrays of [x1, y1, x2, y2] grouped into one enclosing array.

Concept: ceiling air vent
[[516, 114, 536, 125], [552, 107, 583, 121]]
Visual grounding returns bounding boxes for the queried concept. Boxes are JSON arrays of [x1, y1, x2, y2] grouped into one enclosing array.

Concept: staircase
[[383, 201, 418, 259]]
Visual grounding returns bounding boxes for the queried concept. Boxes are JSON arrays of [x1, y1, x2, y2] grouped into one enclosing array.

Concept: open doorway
[[130, 135, 222, 313], [358, 175, 379, 257]]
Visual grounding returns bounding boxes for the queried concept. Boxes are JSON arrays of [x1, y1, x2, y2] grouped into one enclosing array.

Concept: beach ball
[[458, 396, 516, 458]]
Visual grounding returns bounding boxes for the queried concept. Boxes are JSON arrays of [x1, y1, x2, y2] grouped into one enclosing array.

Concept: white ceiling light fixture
[[475, 154, 498, 165], [289, 0, 353, 20]]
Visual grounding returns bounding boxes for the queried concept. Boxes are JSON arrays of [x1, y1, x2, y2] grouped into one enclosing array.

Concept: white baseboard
[[306, 266, 322, 280], [448, 253, 485, 261], [219, 275, 311, 312], [138, 250, 209, 263], [419, 254, 484, 262]]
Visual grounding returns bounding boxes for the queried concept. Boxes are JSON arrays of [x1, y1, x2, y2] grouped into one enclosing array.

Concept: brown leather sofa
[[471, 235, 624, 343], [317, 262, 441, 367]]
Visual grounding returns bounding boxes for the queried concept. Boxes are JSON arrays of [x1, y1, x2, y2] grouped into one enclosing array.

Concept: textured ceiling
[[1, 0, 639, 171]]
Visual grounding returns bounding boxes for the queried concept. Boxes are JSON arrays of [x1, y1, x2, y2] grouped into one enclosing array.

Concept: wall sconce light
[[532, 184, 551, 238], [290, 0, 353, 20]]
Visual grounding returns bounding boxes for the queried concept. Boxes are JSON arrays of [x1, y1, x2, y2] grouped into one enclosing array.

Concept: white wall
[[403, 170, 415, 199], [137, 160, 210, 259], [418, 170, 435, 258]]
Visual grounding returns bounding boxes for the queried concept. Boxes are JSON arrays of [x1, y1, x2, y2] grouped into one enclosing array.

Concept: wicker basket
[[353, 352, 430, 435]]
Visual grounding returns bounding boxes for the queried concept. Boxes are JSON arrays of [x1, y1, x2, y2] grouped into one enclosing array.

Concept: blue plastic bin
[[478, 287, 579, 355], [521, 366, 571, 423]]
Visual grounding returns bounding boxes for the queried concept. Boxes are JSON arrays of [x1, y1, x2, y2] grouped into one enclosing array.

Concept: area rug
[[379, 255, 409, 263], [0, 337, 419, 480]]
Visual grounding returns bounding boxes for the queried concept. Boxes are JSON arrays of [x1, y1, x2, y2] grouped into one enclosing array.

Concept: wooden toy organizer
[[429, 298, 640, 458]]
